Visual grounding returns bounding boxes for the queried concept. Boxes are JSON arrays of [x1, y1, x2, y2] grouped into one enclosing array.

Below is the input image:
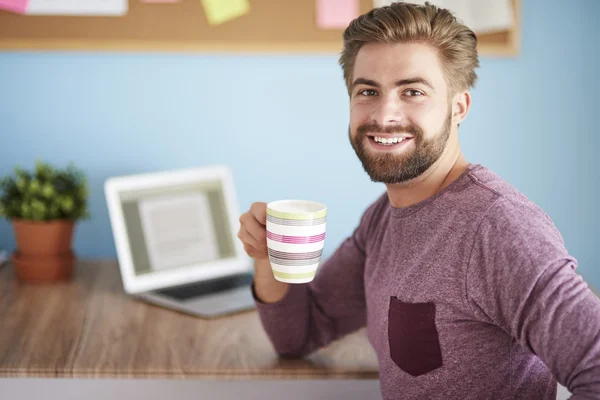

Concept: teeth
[[374, 136, 405, 144]]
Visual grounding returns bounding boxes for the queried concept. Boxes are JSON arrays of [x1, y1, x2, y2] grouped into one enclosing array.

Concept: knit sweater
[[253, 164, 600, 399]]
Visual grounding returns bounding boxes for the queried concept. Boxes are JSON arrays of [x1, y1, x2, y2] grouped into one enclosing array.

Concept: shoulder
[[363, 191, 390, 220], [467, 165, 562, 245], [351, 191, 390, 242], [465, 166, 573, 283]]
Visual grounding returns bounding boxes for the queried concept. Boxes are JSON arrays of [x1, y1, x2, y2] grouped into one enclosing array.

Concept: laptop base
[[135, 272, 256, 318]]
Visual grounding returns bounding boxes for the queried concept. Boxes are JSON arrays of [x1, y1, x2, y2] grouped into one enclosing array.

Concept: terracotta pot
[[11, 251, 75, 282], [11, 219, 76, 282], [12, 219, 75, 256]]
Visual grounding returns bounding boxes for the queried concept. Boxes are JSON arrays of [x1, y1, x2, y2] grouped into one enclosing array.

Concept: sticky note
[[316, 0, 359, 30], [201, 0, 250, 25], [0, 0, 28, 14]]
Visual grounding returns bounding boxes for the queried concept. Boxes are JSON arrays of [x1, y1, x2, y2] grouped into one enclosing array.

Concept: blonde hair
[[339, 1, 479, 95]]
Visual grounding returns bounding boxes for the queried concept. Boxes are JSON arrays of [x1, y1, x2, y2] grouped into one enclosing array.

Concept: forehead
[[352, 42, 446, 89]]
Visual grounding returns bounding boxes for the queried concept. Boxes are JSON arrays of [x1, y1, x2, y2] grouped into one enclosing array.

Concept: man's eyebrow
[[396, 77, 435, 92], [351, 77, 436, 92], [351, 77, 380, 89]]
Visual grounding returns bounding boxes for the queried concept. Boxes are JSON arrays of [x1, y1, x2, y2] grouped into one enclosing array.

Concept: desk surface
[[0, 260, 378, 379]]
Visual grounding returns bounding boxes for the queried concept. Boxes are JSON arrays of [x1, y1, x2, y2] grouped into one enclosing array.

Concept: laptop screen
[[117, 179, 237, 276]]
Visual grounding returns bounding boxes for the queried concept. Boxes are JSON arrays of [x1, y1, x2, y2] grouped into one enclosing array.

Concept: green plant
[[0, 160, 90, 222]]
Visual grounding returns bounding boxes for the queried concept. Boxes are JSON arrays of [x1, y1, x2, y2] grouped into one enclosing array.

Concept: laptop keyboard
[[154, 272, 254, 301]]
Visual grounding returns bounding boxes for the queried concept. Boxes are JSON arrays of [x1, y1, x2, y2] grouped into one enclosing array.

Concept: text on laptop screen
[[117, 180, 236, 276]]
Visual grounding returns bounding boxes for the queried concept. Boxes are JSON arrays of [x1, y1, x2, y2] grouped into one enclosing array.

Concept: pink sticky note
[[316, 0, 359, 30], [0, 0, 28, 14]]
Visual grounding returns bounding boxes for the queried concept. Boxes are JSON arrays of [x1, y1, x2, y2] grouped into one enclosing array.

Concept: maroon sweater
[[253, 164, 600, 399]]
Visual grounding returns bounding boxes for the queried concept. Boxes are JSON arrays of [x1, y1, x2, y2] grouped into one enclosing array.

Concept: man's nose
[[370, 93, 405, 126]]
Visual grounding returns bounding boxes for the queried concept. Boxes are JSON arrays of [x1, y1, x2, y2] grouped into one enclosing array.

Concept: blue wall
[[1, 0, 598, 287]]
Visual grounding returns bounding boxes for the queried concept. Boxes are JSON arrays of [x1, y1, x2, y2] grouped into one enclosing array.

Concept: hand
[[238, 202, 268, 261], [239, 201, 289, 304]]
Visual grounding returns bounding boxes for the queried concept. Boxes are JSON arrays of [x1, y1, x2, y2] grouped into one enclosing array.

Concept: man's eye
[[358, 89, 377, 96], [405, 90, 424, 97]]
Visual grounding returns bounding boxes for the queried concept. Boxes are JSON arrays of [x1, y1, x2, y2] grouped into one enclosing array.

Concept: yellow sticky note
[[201, 0, 250, 25]]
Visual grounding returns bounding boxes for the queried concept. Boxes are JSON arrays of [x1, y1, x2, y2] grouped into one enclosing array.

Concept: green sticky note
[[201, 0, 250, 25]]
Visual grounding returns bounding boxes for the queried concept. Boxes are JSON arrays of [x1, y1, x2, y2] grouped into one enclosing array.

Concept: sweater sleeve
[[251, 200, 377, 358], [467, 197, 600, 399]]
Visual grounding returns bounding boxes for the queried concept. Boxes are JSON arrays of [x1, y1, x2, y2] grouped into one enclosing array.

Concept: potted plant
[[0, 160, 89, 282]]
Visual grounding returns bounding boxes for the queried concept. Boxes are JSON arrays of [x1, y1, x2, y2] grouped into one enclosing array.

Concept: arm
[[252, 205, 374, 358], [467, 197, 600, 399]]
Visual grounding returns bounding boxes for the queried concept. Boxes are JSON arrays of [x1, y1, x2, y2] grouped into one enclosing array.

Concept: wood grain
[[0, 259, 379, 379]]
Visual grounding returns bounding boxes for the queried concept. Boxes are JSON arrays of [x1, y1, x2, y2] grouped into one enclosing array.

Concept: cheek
[[349, 102, 370, 131], [411, 104, 444, 137]]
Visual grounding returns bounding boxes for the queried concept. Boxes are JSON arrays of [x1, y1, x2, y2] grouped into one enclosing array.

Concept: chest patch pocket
[[388, 297, 444, 377]]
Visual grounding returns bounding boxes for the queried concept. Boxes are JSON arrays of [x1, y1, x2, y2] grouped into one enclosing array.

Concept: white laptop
[[104, 165, 256, 318]]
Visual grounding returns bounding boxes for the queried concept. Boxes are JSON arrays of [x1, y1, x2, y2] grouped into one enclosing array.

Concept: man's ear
[[452, 90, 471, 125]]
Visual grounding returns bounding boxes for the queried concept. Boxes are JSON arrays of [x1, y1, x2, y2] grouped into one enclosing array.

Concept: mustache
[[356, 122, 422, 137]]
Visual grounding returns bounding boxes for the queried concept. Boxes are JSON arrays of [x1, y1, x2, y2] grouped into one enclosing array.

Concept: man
[[237, 2, 600, 399]]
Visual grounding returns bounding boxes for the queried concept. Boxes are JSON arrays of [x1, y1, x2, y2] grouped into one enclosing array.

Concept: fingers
[[243, 243, 266, 260], [237, 225, 263, 250], [240, 209, 267, 245], [238, 226, 267, 259], [250, 202, 267, 225], [238, 206, 268, 260]]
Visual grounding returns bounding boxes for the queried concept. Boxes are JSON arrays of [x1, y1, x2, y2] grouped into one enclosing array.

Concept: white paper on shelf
[[26, 0, 128, 16], [373, 0, 513, 34]]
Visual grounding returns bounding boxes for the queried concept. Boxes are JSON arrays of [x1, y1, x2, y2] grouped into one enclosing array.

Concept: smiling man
[[237, 2, 600, 399], [348, 41, 460, 194]]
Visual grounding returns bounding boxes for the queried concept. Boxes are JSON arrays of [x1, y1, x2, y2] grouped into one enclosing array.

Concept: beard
[[349, 109, 452, 184]]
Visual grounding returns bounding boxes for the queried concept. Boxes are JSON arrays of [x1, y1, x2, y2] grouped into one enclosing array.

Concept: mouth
[[366, 134, 414, 151]]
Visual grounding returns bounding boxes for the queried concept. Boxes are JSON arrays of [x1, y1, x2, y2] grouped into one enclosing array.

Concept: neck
[[385, 135, 469, 209]]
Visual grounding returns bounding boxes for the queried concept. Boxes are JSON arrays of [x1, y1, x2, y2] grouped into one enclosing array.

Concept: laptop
[[104, 165, 256, 318]]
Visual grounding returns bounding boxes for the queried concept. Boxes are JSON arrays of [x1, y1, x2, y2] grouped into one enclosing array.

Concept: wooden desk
[[0, 260, 379, 380]]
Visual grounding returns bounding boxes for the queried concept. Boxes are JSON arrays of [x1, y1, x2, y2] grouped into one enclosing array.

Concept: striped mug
[[266, 200, 327, 284]]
